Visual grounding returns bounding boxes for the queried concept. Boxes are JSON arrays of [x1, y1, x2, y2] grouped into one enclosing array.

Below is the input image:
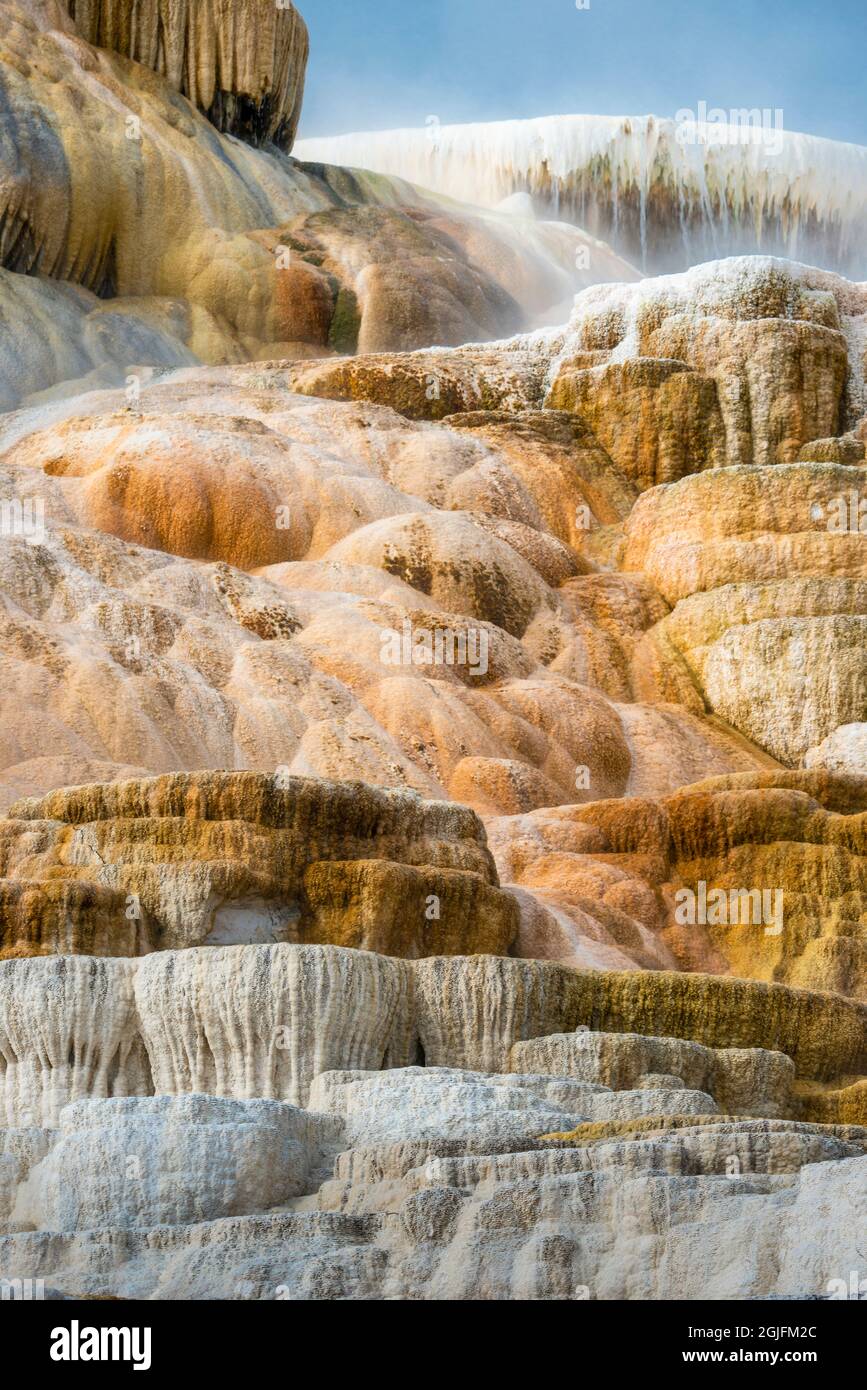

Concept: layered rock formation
[[1, 258, 865, 990], [3, 1115, 863, 1299], [0, 956, 149, 1127], [621, 458, 867, 769], [548, 258, 865, 473], [13, 1093, 334, 1230], [0, 772, 517, 958], [0, 367, 774, 835], [3, 945, 866, 1123], [1, 944, 866, 1298], [270, 258, 867, 791], [490, 770, 867, 998]]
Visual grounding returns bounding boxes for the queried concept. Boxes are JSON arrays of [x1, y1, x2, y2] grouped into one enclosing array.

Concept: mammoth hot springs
[[0, 0, 865, 1344]]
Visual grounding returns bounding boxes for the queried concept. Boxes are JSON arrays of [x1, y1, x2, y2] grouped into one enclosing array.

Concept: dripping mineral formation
[[296, 115, 867, 277], [0, 0, 865, 1303]]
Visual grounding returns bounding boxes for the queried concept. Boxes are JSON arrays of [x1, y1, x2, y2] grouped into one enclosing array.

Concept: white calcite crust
[[13, 1094, 338, 1231], [0, 957, 151, 1128], [296, 117, 867, 276], [0, 1068, 864, 1300], [134, 945, 416, 1108]]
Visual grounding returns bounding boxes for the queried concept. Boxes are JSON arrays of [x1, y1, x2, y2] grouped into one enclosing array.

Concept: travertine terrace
[[0, 0, 865, 1303]]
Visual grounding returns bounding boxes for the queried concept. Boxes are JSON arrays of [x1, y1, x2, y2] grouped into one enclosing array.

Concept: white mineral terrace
[[296, 114, 867, 272]]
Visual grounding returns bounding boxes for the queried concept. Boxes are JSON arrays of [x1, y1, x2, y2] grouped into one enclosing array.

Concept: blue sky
[[297, 0, 866, 146]]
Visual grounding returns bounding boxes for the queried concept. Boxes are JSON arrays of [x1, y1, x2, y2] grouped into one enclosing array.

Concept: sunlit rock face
[[0, 366, 772, 845], [0, 0, 634, 407], [1, 261, 865, 980], [622, 462, 867, 767], [0, 772, 517, 958], [285, 257, 867, 478], [549, 259, 866, 478], [64, 0, 310, 149], [295, 115, 867, 277], [807, 725, 867, 776], [489, 771, 867, 1001], [248, 258, 867, 793]]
